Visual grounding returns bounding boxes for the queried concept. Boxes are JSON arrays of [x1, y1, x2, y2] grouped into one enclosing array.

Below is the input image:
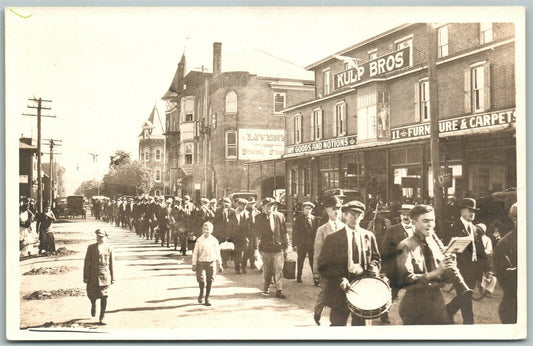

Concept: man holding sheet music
[[445, 198, 486, 324], [396, 204, 473, 325]]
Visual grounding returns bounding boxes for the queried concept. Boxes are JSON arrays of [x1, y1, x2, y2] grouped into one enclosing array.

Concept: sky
[[6, 6, 523, 195]]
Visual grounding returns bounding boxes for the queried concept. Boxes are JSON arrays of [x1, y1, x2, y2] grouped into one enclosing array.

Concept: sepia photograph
[[5, 5, 526, 340]]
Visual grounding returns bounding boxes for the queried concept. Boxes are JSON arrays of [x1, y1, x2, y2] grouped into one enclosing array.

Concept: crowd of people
[[19, 197, 57, 258], [86, 191, 517, 327]]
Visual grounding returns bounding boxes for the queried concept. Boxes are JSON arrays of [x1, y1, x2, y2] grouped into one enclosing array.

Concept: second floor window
[[438, 25, 449, 58], [415, 80, 430, 122], [480, 23, 493, 44], [155, 149, 161, 161], [466, 63, 491, 113], [274, 92, 286, 113], [294, 114, 302, 143], [184, 142, 193, 165], [144, 149, 149, 162], [225, 91, 238, 113], [335, 102, 346, 136], [312, 109, 323, 141], [182, 96, 194, 122], [357, 93, 377, 141], [323, 70, 331, 95], [225, 131, 237, 159]]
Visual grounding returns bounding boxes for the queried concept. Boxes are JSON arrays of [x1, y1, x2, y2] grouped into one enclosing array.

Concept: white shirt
[[192, 234, 222, 265], [402, 222, 413, 237], [460, 216, 477, 261]]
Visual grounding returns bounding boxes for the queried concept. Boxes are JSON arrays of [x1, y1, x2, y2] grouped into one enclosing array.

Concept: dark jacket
[[318, 226, 381, 308], [380, 223, 411, 286], [228, 210, 251, 248], [257, 211, 288, 253], [292, 213, 319, 249], [83, 243, 114, 286], [449, 219, 486, 278]]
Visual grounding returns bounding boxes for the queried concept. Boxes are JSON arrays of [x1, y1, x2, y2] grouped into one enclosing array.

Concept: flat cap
[[247, 197, 257, 204], [95, 229, 108, 237], [342, 200, 366, 214], [210, 198, 217, 204], [166, 198, 173, 203], [201, 197, 210, 204], [260, 197, 276, 207], [222, 197, 232, 204], [235, 198, 248, 206], [302, 201, 315, 208]]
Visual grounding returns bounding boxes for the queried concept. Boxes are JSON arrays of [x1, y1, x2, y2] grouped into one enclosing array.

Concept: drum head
[[346, 277, 390, 311]]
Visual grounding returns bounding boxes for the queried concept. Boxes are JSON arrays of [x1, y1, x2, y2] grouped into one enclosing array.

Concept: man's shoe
[[313, 279, 320, 287], [296, 278, 303, 283], [261, 290, 269, 296], [205, 299, 211, 307], [445, 304, 455, 324], [198, 295, 204, 304], [275, 290, 286, 299], [99, 315, 106, 325], [380, 313, 391, 324], [313, 312, 321, 325], [90, 304, 96, 317]]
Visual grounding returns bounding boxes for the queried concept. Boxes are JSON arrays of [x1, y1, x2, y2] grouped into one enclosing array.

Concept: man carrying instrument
[[317, 200, 381, 326], [396, 204, 473, 325]]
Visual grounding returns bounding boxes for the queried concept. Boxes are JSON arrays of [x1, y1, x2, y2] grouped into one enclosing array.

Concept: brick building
[[19, 137, 38, 199], [138, 106, 166, 196], [162, 43, 314, 201], [283, 23, 516, 220]]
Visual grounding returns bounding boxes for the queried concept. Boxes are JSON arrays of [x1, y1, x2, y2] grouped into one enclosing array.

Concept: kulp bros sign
[[334, 47, 410, 90]]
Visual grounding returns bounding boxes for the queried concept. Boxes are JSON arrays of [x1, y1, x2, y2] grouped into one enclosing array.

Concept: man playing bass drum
[[317, 200, 381, 326]]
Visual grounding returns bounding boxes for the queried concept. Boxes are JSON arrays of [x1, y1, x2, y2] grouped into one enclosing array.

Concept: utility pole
[[23, 97, 54, 213], [43, 138, 62, 208], [88, 152, 100, 195], [427, 24, 444, 233]]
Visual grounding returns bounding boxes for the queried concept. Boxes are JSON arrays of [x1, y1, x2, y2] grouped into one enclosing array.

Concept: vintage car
[[67, 195, 86, 218]]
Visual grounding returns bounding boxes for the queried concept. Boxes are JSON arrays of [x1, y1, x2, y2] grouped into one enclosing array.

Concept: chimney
[[213, 42, 222, 78]]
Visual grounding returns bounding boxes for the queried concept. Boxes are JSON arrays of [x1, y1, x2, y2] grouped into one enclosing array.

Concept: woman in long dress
[[19, 202, 35, 258], [37, 205, 57, 255]]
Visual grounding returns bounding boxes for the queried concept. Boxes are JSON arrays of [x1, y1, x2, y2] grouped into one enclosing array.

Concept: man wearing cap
[[380, 203, 415, 323], [229, 198, 251, 274], [84, 229, 115, 325], [445, 198, 486, 324], [214, 197, 234, 266], [292, 201, 319, 283], [244, 198, 259, 269], [493, 203, 517, 324], [312, 195, 344, 325], [396, 204, 472, 325], [198, 198, 215, 229], [318, 200, 381, 326], [257, 197, 289, 298]]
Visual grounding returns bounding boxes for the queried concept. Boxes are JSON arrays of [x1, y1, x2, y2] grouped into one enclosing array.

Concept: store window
[[357, 92, 389, 141], [273, 92, 286, 114], [184, 142, 194, 165], [312, 109, 323, 140], [320, 156, 339, 193], [155, 168, 161, 182], [437, 25, 449, 58], [335, 102, 346, 136], [291, 168, 298, 195], [480, 23, 493, 44], [323, 69, 331, 95], [155, 149, 161, 161], [304, 168, 311, 195], [225, 90, 238, 114], [465, 62, 491, 113], [225, 131, 237, 159], [294, 114, 302, 143], [342, 153, 364, 190]]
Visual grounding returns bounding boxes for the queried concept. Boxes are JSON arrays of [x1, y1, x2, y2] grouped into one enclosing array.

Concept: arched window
[[155, 149, 161, 161], [225, 90, 237, 113], [155, 169, 161, 182], [144, 149, 149, 162]]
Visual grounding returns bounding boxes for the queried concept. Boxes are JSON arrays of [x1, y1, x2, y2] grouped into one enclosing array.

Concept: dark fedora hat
[[323, 196, 343, 208], [456, 198, 479, 211]]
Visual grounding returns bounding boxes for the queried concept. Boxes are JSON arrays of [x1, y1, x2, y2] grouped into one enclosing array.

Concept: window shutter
[[310, 112, 315, 141], [333, 105, 337, 137], [180, 99, 185, 123], [343, 103, 347, 135], [319, 110, 324, 140], [464, 69, 472, 113], [414, 83, 420, 122], [484, 62, 491, 111]]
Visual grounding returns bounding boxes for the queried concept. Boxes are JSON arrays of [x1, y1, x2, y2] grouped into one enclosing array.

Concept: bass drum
[[345, 277, 392, 319]]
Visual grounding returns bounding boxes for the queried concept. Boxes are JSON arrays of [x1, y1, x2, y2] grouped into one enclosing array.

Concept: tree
[[74, 180, 101, 198], [109, 150, 131, 166], [101, 159, 153, 197]]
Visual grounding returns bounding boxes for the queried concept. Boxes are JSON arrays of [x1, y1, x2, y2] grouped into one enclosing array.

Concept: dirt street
[[19, 216, 504, 333]]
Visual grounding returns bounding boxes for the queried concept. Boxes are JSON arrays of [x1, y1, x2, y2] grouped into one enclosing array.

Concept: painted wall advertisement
[[239, 128, 285, 160]]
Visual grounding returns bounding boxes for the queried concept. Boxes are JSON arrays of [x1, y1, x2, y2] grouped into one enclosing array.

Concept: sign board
[[194, 183, 201, 190], [238, 128, 285, 161], [334, 47, 410, 90], [391, 109, 516, 140], [438, 168, 454, 188], [285, 135, 357, 155], [19, 175, 28, 184]]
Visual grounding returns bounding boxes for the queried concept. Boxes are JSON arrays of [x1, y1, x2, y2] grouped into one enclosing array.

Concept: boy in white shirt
[[192, 222, 223, 306]]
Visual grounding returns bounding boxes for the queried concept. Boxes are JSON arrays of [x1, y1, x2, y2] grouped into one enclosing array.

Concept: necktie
[[420, 238, 436, 272], [352, 231, 360, 264], [468, 223, 477, 261]]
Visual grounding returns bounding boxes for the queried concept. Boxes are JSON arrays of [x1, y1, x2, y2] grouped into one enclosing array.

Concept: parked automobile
[[55, 197, 68, 218], [67, 195, 86, 218]]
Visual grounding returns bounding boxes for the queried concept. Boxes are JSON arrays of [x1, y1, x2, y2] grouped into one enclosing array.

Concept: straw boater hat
[[200, 197, 209, 204], [302, 201, 315, 208], [399, 204, 415, 213]]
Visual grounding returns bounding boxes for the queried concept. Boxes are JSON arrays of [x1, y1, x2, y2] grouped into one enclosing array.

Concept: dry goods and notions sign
[[285, 136, 357, 155], [391, 109, 516, 140], [334, 47, 410, 90]]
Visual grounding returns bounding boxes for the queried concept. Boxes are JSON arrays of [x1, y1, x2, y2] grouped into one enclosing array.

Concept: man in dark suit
[[379, 203, 414, 323], [292, 201, 319, 283], [445, 198, 486, 324], [318, 200, 381, 326], [257, 197, 289, 299], [228, 198, 251, 274]]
